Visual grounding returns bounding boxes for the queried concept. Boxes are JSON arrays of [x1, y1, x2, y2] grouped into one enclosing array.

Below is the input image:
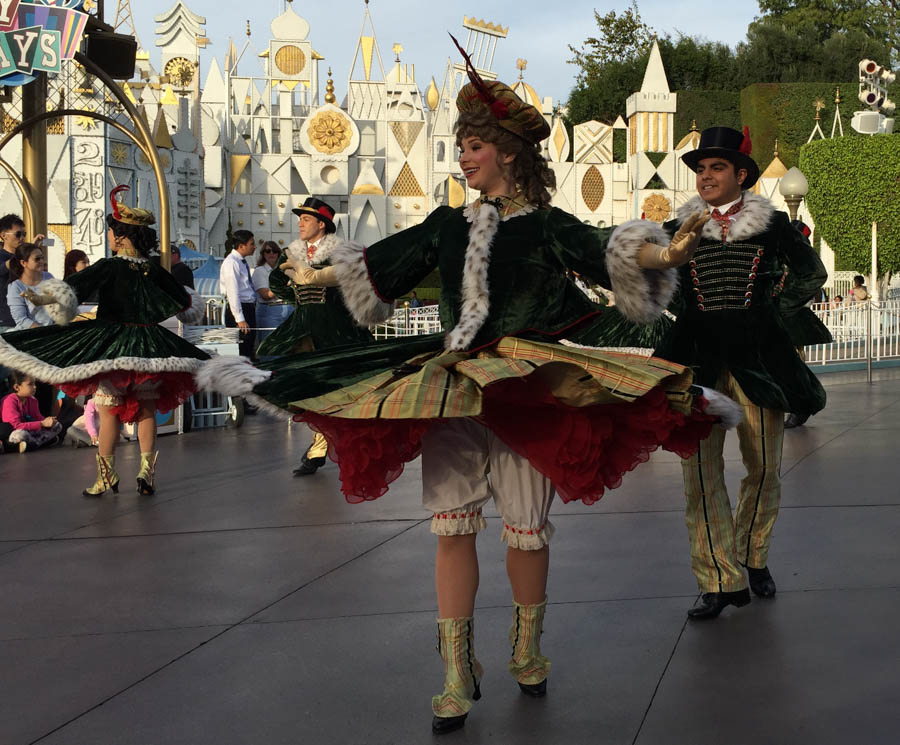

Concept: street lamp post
[[779, 167, 809, 221]]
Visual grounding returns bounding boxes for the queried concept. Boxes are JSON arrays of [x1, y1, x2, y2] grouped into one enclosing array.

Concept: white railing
[[373, 306, 443, 339], [805, 300, 900, 377]]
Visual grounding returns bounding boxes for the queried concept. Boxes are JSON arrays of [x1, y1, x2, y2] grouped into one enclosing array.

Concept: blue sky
[[128, 1, 761, 105]]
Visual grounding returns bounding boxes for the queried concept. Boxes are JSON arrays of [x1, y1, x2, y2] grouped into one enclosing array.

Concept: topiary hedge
[[742, 82, 868, 170], [799, 134, 900, 275]]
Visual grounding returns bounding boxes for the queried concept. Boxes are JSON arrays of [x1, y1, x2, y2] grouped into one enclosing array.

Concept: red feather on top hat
[[740, 126, 752, 156]]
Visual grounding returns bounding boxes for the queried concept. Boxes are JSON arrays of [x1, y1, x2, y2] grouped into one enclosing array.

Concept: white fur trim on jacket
[[330, 241, 394, 326], [696, 386, 743, 430], [444, 203, 500, 351], [284, 232, 342, 269], [676, 192, 775, 243], [37, 278, 79, 326], [0, 334, 203, 383], [194, 354, 272, 395], [194, 355, 290, 420], [176, 287, 205, 325], [605, 220, 679, 325]]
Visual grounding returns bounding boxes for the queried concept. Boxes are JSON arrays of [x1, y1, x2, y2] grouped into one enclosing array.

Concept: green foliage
[[799, 135, 900, 274], [741, 82, 853, 170], [613, 128, 627, 162], [673, 90, 741, 142], [568, 0, 653, 76]]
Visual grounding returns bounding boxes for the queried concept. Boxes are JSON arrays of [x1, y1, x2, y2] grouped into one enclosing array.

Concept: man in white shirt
[[219, 230, 258, 358]]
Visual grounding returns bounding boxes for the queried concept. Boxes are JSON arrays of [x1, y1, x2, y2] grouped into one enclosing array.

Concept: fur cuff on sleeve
[[39, 279, 79, 326], [331, 241, 394, 326], [176, 287, 206, 325], [605, 220, 678, 325]]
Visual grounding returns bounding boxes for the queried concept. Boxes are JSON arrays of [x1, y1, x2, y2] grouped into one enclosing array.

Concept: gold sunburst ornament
[[75, 108, 98, 131], [308, 111, 351, 154], [642, 194, 672, 223], [165, 57, 195, 87], [111, 143, 129, 165]]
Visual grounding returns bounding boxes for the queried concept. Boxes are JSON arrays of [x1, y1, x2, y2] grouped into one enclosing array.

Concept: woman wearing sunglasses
[[252, 240, 294, 348]]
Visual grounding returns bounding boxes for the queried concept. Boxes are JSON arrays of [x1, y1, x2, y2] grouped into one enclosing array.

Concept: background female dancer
[[0, 186, 206, 496]]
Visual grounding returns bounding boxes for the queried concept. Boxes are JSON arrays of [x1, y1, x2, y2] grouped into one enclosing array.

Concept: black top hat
[[681, 126, 760, 190], [292, 197, 336, 234]]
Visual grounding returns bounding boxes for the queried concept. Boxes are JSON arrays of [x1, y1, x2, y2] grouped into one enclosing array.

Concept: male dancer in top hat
[[623, 126, 828, 619], [259, 197, 375, 476]]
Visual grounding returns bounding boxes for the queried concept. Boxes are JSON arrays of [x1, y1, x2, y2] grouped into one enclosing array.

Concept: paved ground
[[2, 369, 899, 745]]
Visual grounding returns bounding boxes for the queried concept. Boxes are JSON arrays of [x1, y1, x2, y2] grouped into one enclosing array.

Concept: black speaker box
[[82, 32, 138, 81]]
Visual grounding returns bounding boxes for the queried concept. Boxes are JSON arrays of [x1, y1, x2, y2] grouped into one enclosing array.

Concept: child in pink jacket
[[1, 371, 62, 453]]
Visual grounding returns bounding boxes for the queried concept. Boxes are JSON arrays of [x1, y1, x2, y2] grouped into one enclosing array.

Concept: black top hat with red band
[[681, 126, 760, 190], [292, 197, 336, 234]]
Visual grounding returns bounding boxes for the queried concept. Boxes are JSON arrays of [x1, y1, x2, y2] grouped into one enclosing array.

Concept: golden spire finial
[[774, 138, 779, 158], [516, 58, 527, 80], [835, 86, 842, 105], [325, 67, 336, 104], [689, 119, 699, 132], [814, 98, 825, 121], [392, 43, 403, 62], [246, 19, 251, 38]]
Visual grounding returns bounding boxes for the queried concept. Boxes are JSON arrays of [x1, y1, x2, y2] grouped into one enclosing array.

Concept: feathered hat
[[450, 34, 550, 145], [109, 185, 156, 227]]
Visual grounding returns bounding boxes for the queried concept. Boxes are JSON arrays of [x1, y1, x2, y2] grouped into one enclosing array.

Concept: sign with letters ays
[[0, 0, 88, 86]]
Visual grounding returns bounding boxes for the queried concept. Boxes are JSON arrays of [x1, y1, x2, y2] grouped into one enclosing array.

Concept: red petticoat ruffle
[[59, 371, 197, 424], [298, 375, 716, 505]]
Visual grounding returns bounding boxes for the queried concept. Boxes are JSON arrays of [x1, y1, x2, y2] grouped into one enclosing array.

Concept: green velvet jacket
[[257, 235, 374, 357], [654, 193, 827, 416], [357, 202, 672, 352]]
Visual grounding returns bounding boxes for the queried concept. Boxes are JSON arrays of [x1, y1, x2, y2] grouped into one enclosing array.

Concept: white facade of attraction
[[0, 2, 823, 279]]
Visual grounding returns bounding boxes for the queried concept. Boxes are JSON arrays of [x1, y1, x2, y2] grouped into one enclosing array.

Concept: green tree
[[568, 0, 653, 77]]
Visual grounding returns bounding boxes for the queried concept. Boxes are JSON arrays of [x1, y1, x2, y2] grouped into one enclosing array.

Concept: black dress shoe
[[784, 413, 809, 428], [747, 566, 777, 597], [431, 683, 480, 735], [518, 679, 547, 697], [293, 455, 326, 476], [687, 588, 751, 620], [431, 713, 467, 735]]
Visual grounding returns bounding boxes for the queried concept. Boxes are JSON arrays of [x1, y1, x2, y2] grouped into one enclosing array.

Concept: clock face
[[165, 57, 195, 87], [274, 45, 306, 76]]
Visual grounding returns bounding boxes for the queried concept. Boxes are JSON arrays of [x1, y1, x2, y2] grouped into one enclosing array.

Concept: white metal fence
[[805, 300, 900, 377], [373, 306, 443, 339]]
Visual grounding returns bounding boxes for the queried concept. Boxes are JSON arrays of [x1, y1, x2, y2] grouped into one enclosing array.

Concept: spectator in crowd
[[219, 230, 258, 358], [253, 240, 293, 347], [1, 371, 61, 453], [408, 290, 422, 308], [66, 397, 101, 447], [7, 243, 55, 330], [63, 250, 90, 278], [833, 294, 843, 306], [0, 214, 29, 331], [169, 245, 195, 289], [850, 275, 869, 302]]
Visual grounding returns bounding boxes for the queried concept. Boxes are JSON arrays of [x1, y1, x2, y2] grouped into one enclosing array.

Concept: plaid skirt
[[255, 336, 715, 505]]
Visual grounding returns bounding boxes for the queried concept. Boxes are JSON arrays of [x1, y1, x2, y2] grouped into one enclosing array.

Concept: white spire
[[640, 40, 669, 94]]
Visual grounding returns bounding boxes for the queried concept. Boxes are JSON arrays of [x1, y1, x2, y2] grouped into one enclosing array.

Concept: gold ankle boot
[[82, 454, 120, 497], [136, 451, 158, 495], [509, 598, 550, 696], [431, 617, 483, 734]]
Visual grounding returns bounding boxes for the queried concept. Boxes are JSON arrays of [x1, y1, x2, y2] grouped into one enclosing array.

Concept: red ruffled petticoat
[[299, 375, 716, 504], [60, 371, 197, 424]]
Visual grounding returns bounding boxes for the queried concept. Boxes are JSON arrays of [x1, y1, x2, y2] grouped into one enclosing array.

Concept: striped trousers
[[681, 371, 785, 593]]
